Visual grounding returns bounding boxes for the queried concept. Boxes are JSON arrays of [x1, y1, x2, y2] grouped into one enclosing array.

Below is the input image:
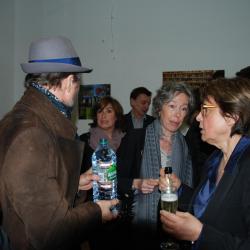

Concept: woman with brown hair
[[79, 96, 125, 250], [160, 77, 250, 250], [79, 96, 125, 173]]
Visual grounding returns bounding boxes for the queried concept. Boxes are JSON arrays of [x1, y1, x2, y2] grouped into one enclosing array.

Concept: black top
[[79, 132, 94, 173]]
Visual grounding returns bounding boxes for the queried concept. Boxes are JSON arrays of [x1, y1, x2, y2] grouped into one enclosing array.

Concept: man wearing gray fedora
[[0, 36, 118, 250]]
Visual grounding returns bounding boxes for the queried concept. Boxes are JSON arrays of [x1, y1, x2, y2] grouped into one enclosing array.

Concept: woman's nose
[[174, 109, 181, 117], [196, 111, 202, 121], [101, 111, 107, 117]]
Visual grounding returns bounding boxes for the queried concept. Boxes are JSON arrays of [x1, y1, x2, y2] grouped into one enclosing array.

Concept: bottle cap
[[165, 167, 172, 174], [99, 138, 108, 145]]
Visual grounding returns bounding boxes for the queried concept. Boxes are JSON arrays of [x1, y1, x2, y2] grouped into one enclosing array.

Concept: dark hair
[[236, 66, 250, 79], [200, 77, 250, 136], [130, 87, 152, 99], [91, 96, 124, 130], [152, 82, 195, 119], [186, 87, 202, 125], [24, 73, 81, 88]]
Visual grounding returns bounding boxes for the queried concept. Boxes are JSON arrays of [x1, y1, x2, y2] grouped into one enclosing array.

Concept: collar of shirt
[[131, 111, 146, 128]]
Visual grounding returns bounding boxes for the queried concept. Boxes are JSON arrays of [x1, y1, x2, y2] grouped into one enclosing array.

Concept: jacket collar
[[190, 137, 250, 221], [18, 87, 77, 140]]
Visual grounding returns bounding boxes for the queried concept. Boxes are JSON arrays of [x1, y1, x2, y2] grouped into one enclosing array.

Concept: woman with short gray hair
[[152, 82, 195, 119], [117, 82, 194, 250]]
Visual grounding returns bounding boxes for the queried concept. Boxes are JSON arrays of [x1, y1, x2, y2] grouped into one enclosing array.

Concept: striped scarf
[[133, 119, 193, 233]]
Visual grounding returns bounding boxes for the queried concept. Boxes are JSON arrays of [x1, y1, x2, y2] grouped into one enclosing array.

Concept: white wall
[[0, 0, 15, 118], [1, 0, 250, 134]]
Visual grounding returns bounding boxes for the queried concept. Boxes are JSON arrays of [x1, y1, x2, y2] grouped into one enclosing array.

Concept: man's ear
[[65, 74, 74, 93], [130, 98, 135, 107]]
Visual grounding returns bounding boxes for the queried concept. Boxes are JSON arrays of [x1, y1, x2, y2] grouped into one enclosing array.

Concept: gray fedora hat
[[21, 36, 92, 74]]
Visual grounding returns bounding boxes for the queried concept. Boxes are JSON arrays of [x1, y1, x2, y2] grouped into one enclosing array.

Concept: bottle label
[[98, 162, 117, 182], [107, 163, 117, 181]]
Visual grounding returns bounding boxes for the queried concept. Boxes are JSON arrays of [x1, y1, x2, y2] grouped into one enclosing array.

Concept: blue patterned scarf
[[31, 82, 73, 119]]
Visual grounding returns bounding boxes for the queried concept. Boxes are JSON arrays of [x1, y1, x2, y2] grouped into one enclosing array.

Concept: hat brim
[[20, 62, 92, 74]]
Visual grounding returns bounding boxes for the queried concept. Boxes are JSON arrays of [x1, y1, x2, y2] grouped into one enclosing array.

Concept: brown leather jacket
[[0, 87, 101, 250]]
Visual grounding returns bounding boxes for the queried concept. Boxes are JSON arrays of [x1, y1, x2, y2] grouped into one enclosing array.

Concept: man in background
[[0, 36, 117, 250], [124, 86, 154, 132]]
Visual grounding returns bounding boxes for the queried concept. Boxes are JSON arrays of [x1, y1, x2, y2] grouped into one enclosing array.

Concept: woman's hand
[[133, 178, 159, 194], [78, 168, 99, 191], [160, 210, 203, 242], [159, 168, 182, 191]]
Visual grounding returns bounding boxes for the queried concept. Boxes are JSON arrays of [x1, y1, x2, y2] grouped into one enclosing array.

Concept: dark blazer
[[123, 112, 155, 132], [189, 145, 250, 250], [117, 128, 196, 250], [117, 127, 195, 213], [117, 128, 146, 196], [79, 131, 129, 250]]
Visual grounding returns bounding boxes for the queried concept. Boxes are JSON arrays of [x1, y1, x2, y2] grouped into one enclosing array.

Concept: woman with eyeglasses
[[160, 77, 250, 250], [117, 82, 195, 250]]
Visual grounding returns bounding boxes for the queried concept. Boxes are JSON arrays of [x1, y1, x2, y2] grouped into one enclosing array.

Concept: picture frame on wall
[[78, 83, 111, 119]]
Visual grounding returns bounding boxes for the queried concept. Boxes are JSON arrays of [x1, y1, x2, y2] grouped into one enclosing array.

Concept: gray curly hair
[[152, 82, 195, 119]]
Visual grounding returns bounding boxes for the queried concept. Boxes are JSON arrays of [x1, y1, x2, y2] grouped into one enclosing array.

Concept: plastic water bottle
[[92, 138, 118, 212]]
